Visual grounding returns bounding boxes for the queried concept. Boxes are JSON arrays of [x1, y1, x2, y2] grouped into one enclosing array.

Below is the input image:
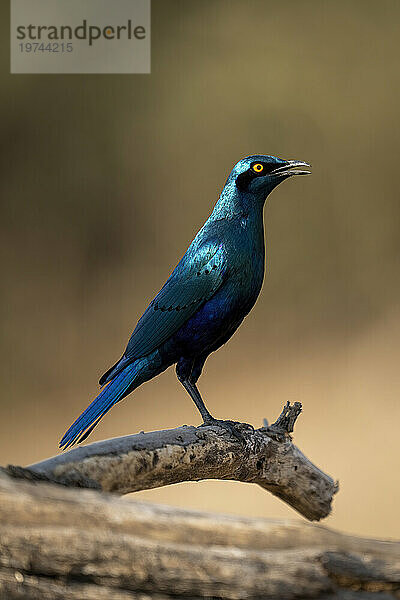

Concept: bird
[[59, 155, 311, 450]]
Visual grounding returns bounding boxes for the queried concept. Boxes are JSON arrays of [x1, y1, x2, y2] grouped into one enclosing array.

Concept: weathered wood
[[6, 403, 338, 521], [0, 568, 165, 600], [0, 472, 399, 600], [1, 403, 397, 599]]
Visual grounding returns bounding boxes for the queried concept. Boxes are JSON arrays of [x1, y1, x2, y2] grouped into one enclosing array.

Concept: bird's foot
[[200, 417, 253, 444]]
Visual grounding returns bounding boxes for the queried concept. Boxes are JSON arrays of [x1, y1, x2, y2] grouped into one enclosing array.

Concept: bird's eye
[[252, 163, 264, 173]]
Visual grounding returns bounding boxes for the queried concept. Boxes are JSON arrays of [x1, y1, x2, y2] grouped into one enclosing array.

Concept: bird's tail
[[59, 362, 140, 450]]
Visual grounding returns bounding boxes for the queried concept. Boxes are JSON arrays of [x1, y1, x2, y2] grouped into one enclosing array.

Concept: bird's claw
[[201, 417, 250, 444]]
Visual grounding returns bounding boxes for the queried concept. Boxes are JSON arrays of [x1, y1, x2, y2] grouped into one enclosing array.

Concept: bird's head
[[232, 154, 311, 201], [212, 154, 311, 220]]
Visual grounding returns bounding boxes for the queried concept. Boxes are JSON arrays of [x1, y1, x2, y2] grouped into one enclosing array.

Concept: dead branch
[[6, 402, 337, 521]]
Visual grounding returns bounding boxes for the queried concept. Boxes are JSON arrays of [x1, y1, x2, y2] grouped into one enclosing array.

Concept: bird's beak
[[271, 160, 312, 177]]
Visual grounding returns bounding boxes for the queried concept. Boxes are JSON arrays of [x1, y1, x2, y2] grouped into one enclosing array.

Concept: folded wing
[[125, 243, 226, 360]]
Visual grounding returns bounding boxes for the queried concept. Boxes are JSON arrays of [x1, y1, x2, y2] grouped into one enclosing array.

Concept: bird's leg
[[180, 378, 214, 422], [176, 359, 246, 442]]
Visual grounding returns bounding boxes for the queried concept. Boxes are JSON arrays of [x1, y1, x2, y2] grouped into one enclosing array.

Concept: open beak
[[271, 160, 312, 177]]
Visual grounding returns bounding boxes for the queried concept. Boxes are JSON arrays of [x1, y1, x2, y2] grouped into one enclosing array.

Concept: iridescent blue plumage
[[59, 155, 311, 449]]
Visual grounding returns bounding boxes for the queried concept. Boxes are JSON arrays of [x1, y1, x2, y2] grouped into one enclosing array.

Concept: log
[[2, 403, 397, 599], [5, 402, 337, 521], [0, 470, 399, 600]]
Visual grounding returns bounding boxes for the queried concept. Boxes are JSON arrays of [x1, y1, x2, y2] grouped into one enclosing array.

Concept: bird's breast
[[228, 220, 265, 310]]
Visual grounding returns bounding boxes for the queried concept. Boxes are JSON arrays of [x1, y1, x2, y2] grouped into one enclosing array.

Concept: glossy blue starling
[[60, 155, 311, 449]]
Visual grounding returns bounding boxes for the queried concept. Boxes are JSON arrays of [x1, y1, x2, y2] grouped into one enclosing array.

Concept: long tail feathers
[[59, 363, 137, 450]]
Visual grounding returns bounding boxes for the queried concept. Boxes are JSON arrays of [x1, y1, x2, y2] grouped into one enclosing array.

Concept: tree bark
[[6, 402, 337, 521], [2, 402, 398, 599], [0, 470, 399, 600]]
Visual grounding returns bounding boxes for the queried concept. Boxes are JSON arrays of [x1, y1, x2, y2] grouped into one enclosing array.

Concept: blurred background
[[1, 0, 399, 539]]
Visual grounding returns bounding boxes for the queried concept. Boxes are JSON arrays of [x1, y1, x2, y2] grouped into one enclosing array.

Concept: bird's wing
[[124, 243, 227, 360]]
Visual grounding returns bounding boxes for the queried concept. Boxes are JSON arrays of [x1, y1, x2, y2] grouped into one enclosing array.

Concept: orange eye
[[252, 163, 264, 173]]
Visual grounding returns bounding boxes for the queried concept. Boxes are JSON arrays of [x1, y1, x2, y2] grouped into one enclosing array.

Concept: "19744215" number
[[18, 42, 73, 53]]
